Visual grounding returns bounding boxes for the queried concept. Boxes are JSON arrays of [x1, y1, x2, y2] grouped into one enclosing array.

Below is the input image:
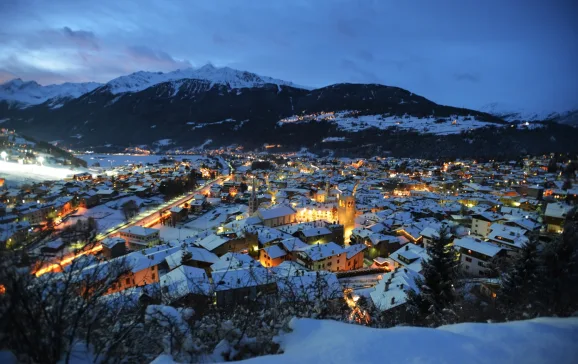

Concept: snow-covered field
[[76, 154, 206, 167], [278, 111, 507, 135], [235, 317, 578, 364], [0, 160, 83, 187]]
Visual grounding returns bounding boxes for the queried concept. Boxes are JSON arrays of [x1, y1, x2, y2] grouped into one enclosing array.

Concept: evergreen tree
[[541, 209, 578, 316], [406, 226, 459, 326], [499, 239, 543, 320]]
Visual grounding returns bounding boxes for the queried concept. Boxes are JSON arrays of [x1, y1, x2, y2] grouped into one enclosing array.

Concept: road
[[33, 176, 227, 276]]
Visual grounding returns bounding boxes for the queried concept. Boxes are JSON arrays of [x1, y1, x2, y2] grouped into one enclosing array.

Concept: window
[[125, 278, 131, 285], [465, 265, 470, 270], [477, 262, 485, 267], [465, 257, 472, 263], [152, 273, 156, 280]]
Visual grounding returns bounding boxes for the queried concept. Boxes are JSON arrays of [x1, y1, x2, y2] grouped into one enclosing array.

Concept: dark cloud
[[0, 0, 576, 111], [61, 27, 99, 50]]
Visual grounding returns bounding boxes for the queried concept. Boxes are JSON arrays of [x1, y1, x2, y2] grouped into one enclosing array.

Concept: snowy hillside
[[104, 64, 308, 94], [0, 78, 102, 106], [278, 110, 527, 135], [151, 317, 578, 364], [247, 317, 578, 364], [479, 102, 571, 122]]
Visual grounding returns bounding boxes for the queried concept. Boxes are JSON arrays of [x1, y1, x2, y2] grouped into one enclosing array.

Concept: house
[[453, 237, 505, 277], [345, 244, 366, 270], [160, 265, 212, 308], [212, 267, 277, 308], [79, 192, 100, 208], [73, 172, 92, 181], [295, 242, 346, 272], [298, 226, 333, 245], [259, 244, 288, 267], [365, 234, 406, 259], [40, 238, 66, 255], [194, 232, 254, 256], [470, 212, 504, 237], [164, 246, 219, 271], [544, 202, 573, 233], [275, 269, 342, 303], [101, 237, 127, 258], [370, 267, 423, 314], [486, 223, 529, 253], [257, 204, 297, 227], [211, 252, 261, 272], [0, 221, 30, 248], [389, 243, 428, 273], [119, 226, 161, 250], [169, 206, 187, 225]]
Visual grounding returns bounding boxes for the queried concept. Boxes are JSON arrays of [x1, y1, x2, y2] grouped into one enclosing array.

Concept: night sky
[[0, 0, 576, 111]]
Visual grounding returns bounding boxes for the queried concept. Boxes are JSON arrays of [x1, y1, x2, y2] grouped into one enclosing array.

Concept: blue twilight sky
[[0, 0, 576, 111]]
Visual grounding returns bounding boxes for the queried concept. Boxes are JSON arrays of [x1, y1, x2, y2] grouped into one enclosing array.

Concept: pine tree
[[541, 209, 578, 316], [499, 239, 543, 320], [406, 226, 459, 327]]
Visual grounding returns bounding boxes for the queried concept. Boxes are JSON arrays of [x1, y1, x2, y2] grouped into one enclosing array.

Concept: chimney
[[405, 245, 409, 251], [400, 283, 404, 289], [391, 297, 395, 305], [385, 282, 390, 291]]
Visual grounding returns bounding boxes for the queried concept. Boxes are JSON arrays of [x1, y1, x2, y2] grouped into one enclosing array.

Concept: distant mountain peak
[[479, 102, 575, 122], [0, 79, 102, 105], [104, 65, 310, 94]]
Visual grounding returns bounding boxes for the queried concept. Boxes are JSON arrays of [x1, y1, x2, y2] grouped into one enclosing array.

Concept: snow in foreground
[[153, 317, 578, 364]]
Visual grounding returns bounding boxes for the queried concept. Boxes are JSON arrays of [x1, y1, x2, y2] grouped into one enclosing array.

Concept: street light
[[0, 151, 6, 161]]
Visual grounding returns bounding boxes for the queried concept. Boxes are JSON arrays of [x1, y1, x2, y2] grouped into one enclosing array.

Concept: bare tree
[[0, 251, 142, 364]]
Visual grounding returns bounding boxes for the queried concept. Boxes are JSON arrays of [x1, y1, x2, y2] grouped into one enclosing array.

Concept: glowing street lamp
[[0, 151, 7, 161], [37, 155, 45, 166]]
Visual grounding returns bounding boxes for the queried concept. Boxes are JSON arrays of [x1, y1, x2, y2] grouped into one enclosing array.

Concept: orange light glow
[[33, 244, 103, 277]]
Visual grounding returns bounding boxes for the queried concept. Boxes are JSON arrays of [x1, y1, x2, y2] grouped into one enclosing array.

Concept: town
[[1, 141, 578, 362]]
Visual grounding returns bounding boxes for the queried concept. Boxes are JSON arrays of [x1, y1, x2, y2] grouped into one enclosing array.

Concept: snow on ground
[[236, 317, 578, 364], [154, 139, 174, 146], [76, 154, 206, 167], [322, 137, 347, 142], [278, 111, 507, 135], [0, 160, 83, 187]]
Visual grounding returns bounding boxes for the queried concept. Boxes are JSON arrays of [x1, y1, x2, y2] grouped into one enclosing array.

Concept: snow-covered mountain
[[103, 64, 309, 94], [0, 78, 102, 106], [479, 102, 575, 123]]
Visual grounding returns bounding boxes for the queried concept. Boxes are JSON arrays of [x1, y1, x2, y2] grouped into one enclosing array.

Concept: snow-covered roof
[[160, 266, 212, 301], [300, 242, 344, 261], [258, 204, 297, 220], [453, 237, 503, 258], [211, 252, 261, 272], [370, 267, 423, 311], [119, 226, 159, 237], [545, 202, 573, 219], [262, 244, 287, 259]]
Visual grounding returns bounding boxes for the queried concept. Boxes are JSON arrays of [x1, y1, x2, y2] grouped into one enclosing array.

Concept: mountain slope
[[0, 79, 505, 150], [103, 64, 309, 94], [0, 79, 102, 106], [480, 102, 578, 123]]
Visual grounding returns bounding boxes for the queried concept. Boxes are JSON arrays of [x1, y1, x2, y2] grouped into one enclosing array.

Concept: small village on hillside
[[1, 144, 578, 361]]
